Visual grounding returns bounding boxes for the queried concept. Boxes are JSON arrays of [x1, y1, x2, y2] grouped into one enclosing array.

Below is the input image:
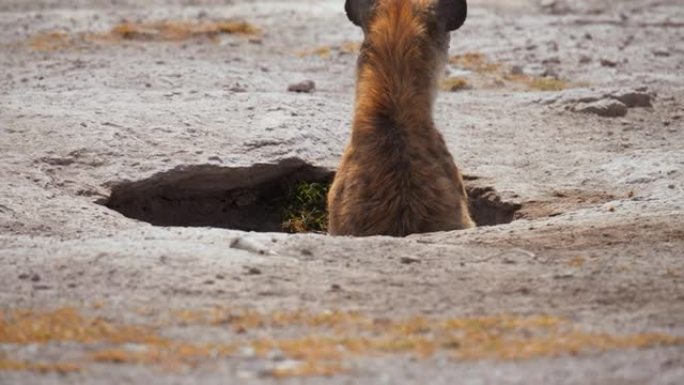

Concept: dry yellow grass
[[27, 19, 260, 52], [450, 52, 502, 73], [448, 52, 576, 92], [1, 308, 682, 378], [440, 76, 470, 92], [0, 307, 162, 345], [0, 357, 81, 374], [28, 32, 72, 51], [111, 20, 260, 41], [298, 41, 361, 58]]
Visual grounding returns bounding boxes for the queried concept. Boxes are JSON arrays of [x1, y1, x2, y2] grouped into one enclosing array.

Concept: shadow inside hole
[[100, 158, 521, 233]]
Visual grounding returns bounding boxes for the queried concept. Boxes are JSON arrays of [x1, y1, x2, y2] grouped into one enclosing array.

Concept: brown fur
[[328, 0, 474, 236]]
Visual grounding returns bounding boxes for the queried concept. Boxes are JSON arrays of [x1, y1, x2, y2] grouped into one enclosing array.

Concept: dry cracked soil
[[1, 0, 683, 384]]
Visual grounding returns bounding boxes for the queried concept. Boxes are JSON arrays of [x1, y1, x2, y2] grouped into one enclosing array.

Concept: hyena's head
[[344, 0, 468, 34], [345, 0, 467, 94]]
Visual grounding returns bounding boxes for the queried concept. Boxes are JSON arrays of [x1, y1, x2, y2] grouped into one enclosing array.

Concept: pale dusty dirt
[[1, 0, 684, 384]]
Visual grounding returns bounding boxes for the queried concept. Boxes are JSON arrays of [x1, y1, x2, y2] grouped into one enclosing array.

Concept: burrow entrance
[[100, 158, 522, 233]]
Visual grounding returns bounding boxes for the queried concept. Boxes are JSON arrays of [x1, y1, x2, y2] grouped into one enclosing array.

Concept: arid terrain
[[1, 0, 683, 384]]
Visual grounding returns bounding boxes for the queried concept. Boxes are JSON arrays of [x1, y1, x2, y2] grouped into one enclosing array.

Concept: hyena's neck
[[351, 1, 440, 140]]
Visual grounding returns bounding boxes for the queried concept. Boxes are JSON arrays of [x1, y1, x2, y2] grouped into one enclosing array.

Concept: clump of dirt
[[515, 190, 617, 220], [467, 186, 522, 226]]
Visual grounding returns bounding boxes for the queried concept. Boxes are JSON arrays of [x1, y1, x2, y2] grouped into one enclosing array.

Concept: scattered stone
[[400, 257, 421, 264], [542, 56, 561, 65], [578, 54, 591, 64], [287, 80, 315, 93], [228, 84, 247, 93], [600, 58, 618, 67], [18, 273, 30, 280], [574, 99, 628, 117], [542, 67, 559, 79], [330, 283, 342, 291], [30, 274, 41, 282], [246, 267, 262, 275], [510, 65, 524, 75], [653, 48, 670, 57]]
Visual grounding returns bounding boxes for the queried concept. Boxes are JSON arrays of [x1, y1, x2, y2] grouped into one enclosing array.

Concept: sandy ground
[[1, 0, 683, 383]]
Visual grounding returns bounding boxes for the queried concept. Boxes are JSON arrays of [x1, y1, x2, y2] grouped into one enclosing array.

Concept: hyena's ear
[[437, 0, 467, 31], [345, 0, 375, 28]]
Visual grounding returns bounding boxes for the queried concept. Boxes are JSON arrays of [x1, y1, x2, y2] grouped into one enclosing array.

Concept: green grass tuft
[[281, 181, 330, 233]]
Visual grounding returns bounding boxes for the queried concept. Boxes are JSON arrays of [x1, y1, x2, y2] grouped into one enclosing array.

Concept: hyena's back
[[327, 133, 473, 236]]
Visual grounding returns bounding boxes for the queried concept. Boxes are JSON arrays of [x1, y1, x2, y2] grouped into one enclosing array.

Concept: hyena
[[327, 0, 474, 236]]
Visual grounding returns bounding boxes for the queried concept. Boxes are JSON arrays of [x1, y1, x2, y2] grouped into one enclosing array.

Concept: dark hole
[[99, 158, 521, 233]]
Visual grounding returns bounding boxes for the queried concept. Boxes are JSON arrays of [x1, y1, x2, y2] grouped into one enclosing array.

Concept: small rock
[[509, 65, 524, 75], [600, 58, 618, 67], [574, 99, 628, 117], [18, 273, 29, 280], [542, 56, 560, 65], [330, 283, 342, 291], [30, 274, 41, 282], [246, 267, 262, 275], [653, 49, 670, 57], [542, 67, 559, 79], [287, 80, 316, 93], [229, 84, 247, 93], [400, 257, 421, 264], [578, 54, 591, 64]]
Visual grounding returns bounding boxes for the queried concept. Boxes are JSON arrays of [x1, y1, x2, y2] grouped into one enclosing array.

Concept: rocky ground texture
[[1, 0, 683, 384]]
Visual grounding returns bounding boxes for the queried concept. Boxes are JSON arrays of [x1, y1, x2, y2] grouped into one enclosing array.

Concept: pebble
[[510, 65, 524, 75], [653, 49, 670, 57], [287, 80, 316, 93], [600, 58, 618, 67]]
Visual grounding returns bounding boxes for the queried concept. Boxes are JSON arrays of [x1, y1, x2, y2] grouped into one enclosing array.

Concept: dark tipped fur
[[329, 0, 473, 236]]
